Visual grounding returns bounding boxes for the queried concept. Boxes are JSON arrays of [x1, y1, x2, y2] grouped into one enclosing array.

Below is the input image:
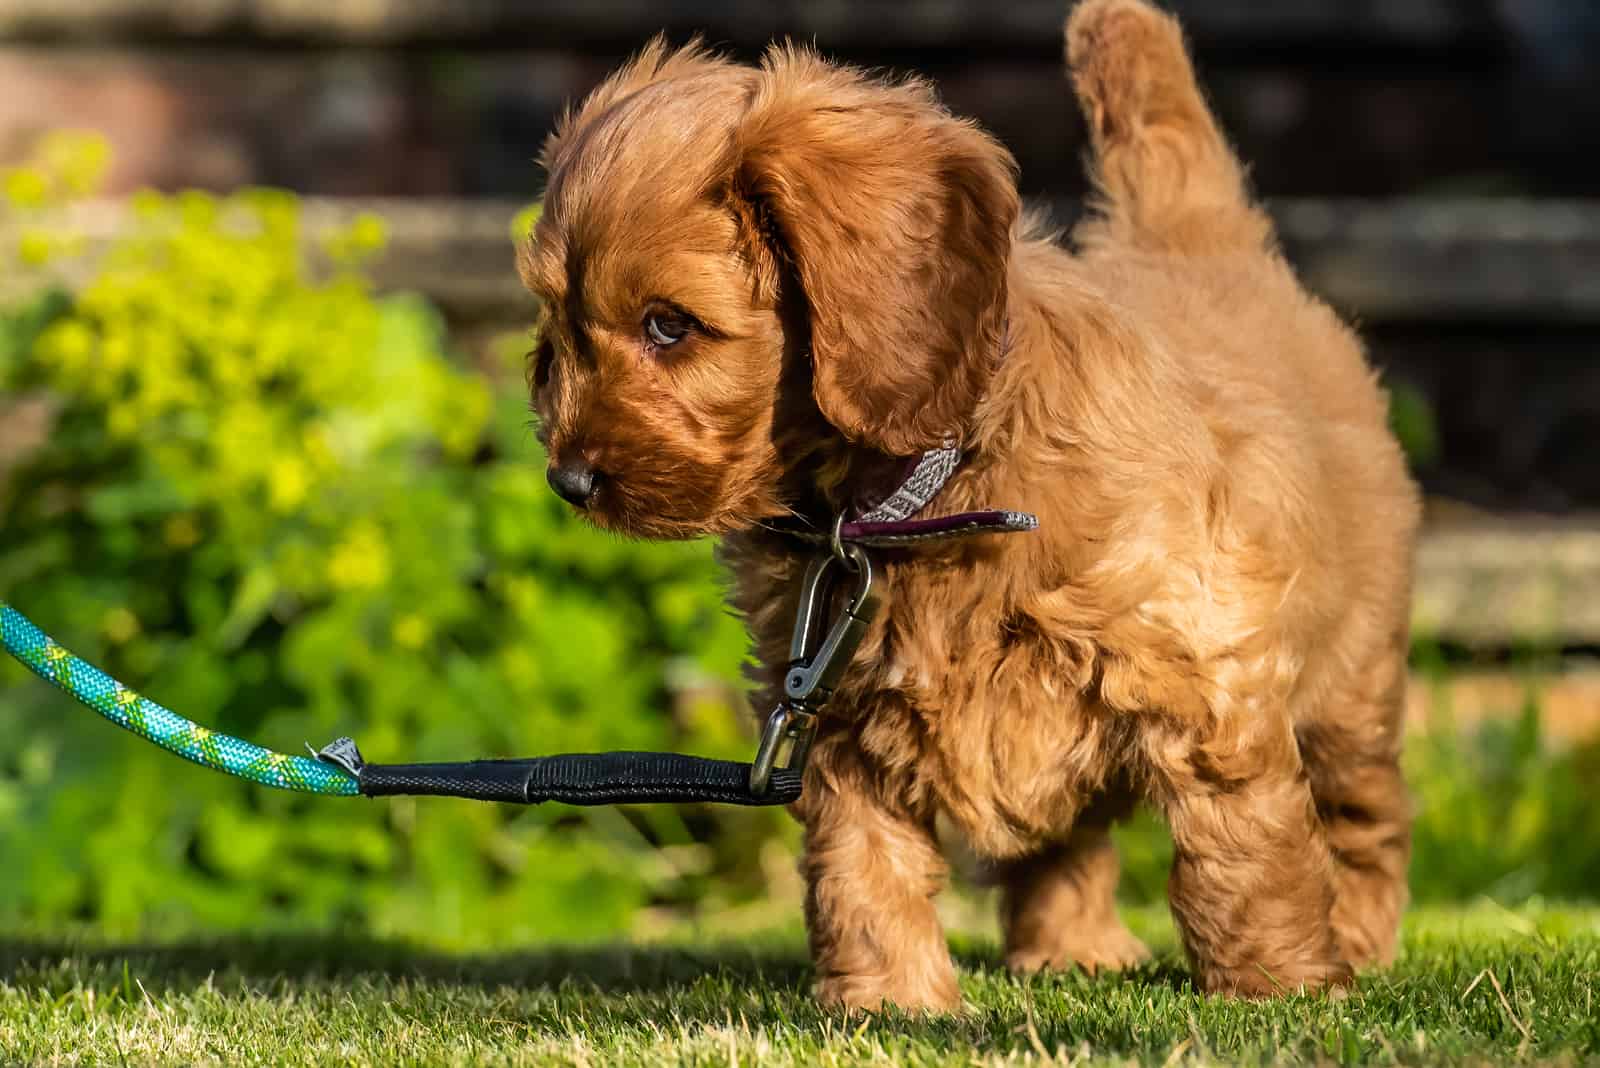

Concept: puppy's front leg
[[797, 737, 960, 1013]]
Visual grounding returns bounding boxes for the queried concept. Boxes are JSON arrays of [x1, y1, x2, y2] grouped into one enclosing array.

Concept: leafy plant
[[0, 135, 774, 945], [1407, 694, 1600, 904]]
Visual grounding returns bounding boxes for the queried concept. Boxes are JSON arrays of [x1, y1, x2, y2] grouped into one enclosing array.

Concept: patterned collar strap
[[855, 444, 964, 523]]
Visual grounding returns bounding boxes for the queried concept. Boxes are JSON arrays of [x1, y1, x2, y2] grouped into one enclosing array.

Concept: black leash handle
[[316, 738, 802, 806], [308, 536, 904, 810]]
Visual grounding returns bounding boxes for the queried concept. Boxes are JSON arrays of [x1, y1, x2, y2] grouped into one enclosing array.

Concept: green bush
[[1406, 695, 1600, 904], [0, 136, 777, 946]]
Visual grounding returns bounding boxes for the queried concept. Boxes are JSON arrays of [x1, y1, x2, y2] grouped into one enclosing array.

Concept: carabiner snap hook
[[749, 541, 882, 796], [784, 545, 878, 706]]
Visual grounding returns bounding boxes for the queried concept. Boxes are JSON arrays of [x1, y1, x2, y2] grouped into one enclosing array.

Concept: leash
[[1, 446, 1034, 807], [2, 599, 805, 805]]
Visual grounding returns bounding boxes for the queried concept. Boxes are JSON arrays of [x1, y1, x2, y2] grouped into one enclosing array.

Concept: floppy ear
[[733, 47, 1020, 456]]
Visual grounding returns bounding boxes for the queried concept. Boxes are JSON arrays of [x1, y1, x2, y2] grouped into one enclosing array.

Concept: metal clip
[[311, 736, 366, 778], [747, 703, 817, 799], [749, 543, 881, 796], [783, 544, 878, 705]]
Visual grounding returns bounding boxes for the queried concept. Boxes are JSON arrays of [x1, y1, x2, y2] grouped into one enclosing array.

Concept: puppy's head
[[521, 39, 1018, 539]]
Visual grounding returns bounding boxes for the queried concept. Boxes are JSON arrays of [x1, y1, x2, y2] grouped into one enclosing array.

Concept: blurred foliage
[[0, 134, 1592, 950], [1406, 692, 1600, 904], [1387, 379, 1440, 470], [0, 134, 781, 946]]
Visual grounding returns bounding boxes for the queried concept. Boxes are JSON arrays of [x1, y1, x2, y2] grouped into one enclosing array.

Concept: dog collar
[[745, 441, 1035, 795], [775, 442, 1038, 549]]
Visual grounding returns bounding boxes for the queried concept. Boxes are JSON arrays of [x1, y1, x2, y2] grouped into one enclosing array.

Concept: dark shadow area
[[0, 932, 813, 999], [955, 950, 1198, 997], [1, 930, 1204, 1006]]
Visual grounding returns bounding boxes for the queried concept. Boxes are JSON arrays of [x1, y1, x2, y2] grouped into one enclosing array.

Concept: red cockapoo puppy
[[520, 0, 1420, 1012]]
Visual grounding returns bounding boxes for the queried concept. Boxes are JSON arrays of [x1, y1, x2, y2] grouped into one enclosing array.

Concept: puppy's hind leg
[[1149, 708, 1352, 996], [1065, 0, 1271, 252], [1298, 639, 1414, 969], [1000, 822, 1151, 976]]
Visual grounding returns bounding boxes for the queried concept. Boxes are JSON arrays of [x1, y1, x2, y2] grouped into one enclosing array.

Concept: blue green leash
[[0, 600, 808, 805], [3, 601, 360, 795]]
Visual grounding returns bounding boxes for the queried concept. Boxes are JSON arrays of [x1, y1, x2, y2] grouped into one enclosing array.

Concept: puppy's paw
[[1198, 957, 1356, 999], [1006, 924, 1151, 977], [1332, 917, 1398, 972], [815, 973, 964, 1015]]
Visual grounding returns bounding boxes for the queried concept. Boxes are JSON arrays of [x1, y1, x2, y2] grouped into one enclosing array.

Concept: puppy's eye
[[644, 310, 691, 349], [530, 339, 554, 389]]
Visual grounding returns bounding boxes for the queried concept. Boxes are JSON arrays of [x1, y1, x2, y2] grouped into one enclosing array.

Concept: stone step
[[1276, 200, 1600, 324], [1414, 516, 1600, 647], [313, 196, 1600, 326], [12, 196, 1600, 324]]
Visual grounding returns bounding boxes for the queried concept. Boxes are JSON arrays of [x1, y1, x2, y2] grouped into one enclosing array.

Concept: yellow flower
[[3, 167, 48, 211], [391, 613, 431, 650], [16, 230, 55, 267], [43, 129, 111, 196], [327, 522, 392, 591], [100, 328, 135, 376], [37, 320, 96, 375], [107, 405, 140, 439], [129, 187, 167, 221], [267, 456, 311, 512], [510, 201, 542, 244], [176, 190, 219, 231]]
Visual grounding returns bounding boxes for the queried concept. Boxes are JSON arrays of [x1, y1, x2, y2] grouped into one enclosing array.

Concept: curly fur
[[522, 0, 1421, 1012]]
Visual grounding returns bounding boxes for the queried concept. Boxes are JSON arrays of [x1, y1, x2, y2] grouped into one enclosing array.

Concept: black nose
[[547, 462, 598, 507]]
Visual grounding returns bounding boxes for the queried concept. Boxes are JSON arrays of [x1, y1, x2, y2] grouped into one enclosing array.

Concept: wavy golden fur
[[521, 0, 1421, 1011]]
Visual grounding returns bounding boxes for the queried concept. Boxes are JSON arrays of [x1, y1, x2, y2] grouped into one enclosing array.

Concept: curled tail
[[1066, 0, 1271, 252]]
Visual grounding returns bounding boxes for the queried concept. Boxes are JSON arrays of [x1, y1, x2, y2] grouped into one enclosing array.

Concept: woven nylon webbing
[[355, 751, 803, 806]]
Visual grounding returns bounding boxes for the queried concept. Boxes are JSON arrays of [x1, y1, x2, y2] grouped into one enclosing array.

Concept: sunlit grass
[[3, 904, 1596, 1066]]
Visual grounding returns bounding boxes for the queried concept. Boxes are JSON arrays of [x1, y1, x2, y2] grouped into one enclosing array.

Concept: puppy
[[522, 0, 1420, 1011]]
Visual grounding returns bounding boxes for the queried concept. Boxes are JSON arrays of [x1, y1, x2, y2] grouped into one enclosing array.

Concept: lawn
[[3, 903, 1596, 1067]]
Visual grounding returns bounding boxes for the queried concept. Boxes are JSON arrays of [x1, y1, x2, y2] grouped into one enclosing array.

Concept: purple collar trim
[[833, 508, 1039, 547], [777, 443, 1038, 549]]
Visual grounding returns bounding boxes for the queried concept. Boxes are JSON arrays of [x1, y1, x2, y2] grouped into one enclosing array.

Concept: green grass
[[3, 903, 1596, 1066]]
